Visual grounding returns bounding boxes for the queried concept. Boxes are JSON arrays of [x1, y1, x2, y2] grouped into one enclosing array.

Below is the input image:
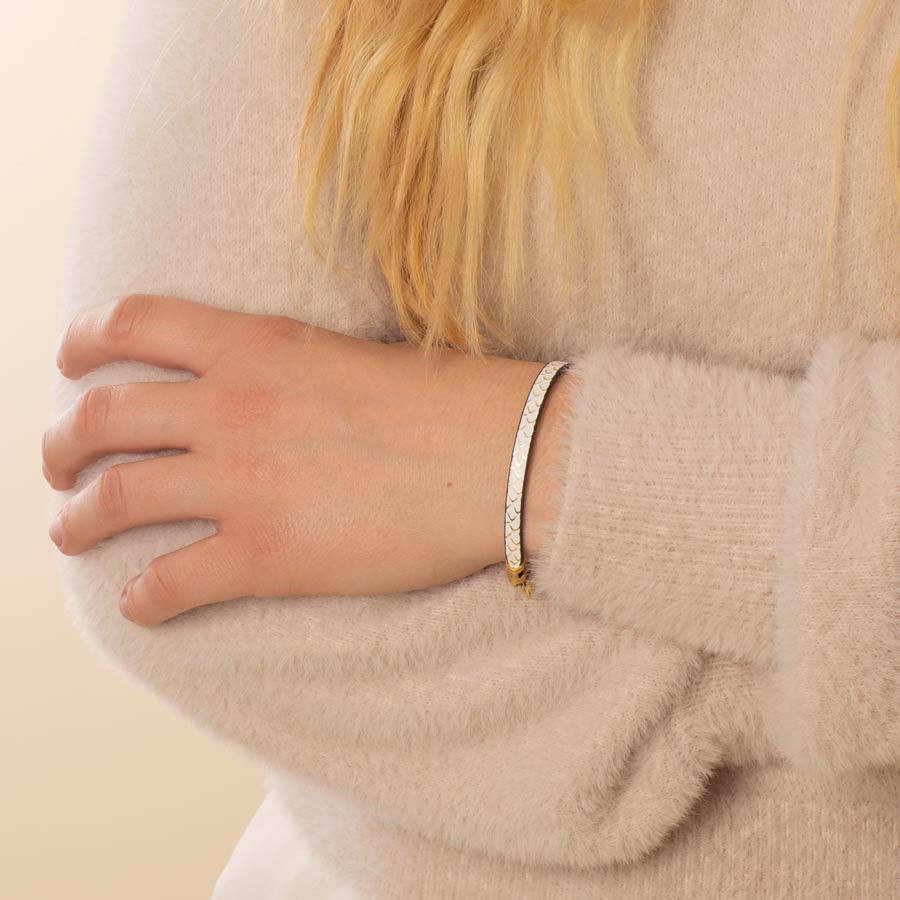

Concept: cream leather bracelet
[[504, 360, 571, 598]]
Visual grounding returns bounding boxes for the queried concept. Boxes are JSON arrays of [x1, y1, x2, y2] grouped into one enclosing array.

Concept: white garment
[[212, 790, 364, 900]]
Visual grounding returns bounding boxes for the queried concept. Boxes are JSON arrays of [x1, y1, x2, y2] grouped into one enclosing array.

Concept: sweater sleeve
[[527, 327, 900, 773], [55, 492, 735, 870]]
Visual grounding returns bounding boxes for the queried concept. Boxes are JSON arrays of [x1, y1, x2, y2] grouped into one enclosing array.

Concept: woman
[[44, 0, 900, 897]]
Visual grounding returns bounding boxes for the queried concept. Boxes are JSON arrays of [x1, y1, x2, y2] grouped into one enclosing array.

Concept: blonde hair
[[292, 0, 900, 359]]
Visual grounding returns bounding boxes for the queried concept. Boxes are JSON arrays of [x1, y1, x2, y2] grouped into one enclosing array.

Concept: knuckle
[[104, 294, 153, 346], [223, 446, 279, 486], [246, 520, 293, 565], [96, 466, 128, 520], [247, 315, 301, 351], [220, 382, 278, 429], [74, 385, 114, 440]]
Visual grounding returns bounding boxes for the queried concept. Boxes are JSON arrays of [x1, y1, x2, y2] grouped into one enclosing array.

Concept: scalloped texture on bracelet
[[504, 360, 570, 598]]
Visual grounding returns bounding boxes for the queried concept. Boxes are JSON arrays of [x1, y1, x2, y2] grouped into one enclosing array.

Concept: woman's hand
[[42, 295, 573, 626]]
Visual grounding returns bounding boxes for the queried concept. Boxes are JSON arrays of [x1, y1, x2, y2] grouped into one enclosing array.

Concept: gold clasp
[[505, 561, 533, 598]]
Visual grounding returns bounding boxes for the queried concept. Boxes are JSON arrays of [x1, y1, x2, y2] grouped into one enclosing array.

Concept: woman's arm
[[45, 295, 900, 780], [46, 300, 900, 870], [43, 293, 772, 870], [47, 294, 900, 778], [43, 292, 551, 624]]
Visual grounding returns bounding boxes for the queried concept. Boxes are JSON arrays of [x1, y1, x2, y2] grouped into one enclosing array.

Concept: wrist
[[405, 344, 546, 574], [406, 343, 573, 576]]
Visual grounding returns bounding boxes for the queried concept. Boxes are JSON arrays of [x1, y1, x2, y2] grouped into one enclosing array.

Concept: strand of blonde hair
[[291, 0, 900, 357]]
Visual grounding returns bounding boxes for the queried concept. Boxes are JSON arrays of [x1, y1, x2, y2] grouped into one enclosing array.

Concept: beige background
[[1, 3, 266, 898]]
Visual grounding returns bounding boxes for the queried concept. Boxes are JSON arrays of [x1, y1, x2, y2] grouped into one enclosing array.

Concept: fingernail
[[48, 515, 62, 548], [120, 581, 136, 622], [55, 346, 63, 370]]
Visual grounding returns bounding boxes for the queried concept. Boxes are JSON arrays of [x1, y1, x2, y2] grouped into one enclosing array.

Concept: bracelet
[[504, 360, 571, 598]]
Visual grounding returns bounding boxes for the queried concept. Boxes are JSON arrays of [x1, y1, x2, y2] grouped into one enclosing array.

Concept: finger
[[50, 454, 220, 556], [42, 380, 200, 490], [120, 534, 248, 627], [56, 294, 233, 378]]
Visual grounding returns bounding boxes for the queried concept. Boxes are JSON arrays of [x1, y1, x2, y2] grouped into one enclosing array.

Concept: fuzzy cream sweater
[[53, 0, 900, 897]]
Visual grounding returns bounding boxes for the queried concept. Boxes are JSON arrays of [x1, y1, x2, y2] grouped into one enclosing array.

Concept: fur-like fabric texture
[[529, 328, 900, 774], [51, 0, 900, 896]]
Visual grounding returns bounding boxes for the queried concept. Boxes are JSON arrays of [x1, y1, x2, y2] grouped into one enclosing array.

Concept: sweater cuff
[[528, 330, 900, 772], [763, 329, 900, 771], [527, 337, 801, 666]]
